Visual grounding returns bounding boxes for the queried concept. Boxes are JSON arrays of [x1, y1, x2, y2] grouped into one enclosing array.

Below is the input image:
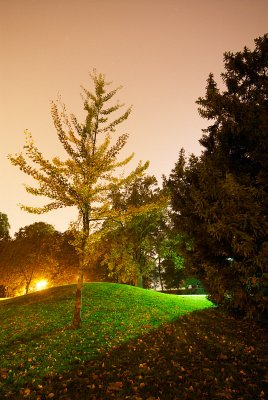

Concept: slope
[[0, 283, 213, 398]]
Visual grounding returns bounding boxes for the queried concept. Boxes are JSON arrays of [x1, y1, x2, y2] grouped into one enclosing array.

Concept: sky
[[1, 0, 267, 236]]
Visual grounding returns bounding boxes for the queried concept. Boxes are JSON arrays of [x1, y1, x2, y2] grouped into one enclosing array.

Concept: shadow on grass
[[2, 308, 267, 400], [0, 285, 77, 307]]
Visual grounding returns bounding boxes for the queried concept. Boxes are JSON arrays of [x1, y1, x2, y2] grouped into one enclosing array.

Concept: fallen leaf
[[215, 391, 232, 399], [108, 381, 123, 391]]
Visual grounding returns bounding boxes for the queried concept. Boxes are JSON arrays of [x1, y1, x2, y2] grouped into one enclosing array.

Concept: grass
[[0, 282, 213, 398]]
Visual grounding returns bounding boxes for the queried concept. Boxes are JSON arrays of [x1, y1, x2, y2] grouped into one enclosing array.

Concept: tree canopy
[[11, 222, 59, 294], [0, 223, 79, 296], [167, 34, 268, 320], [93, 174, 167, 287]]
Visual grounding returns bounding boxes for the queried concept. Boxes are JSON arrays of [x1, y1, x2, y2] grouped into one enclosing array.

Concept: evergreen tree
[[167, 35, 268, 320], [9, 71, 148, 327]]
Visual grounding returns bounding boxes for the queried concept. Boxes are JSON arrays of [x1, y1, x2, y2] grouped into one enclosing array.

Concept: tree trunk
[[24, 270, 33, 294], [25, 281, 30, 295], [72, 269, 83, 329], [158, 257, 164, 292], [137, 275, 143, 288], [72, 208, 89, 329]]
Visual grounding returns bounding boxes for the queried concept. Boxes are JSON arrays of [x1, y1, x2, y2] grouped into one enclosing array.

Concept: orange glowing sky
[[1, 0, 267, 236]]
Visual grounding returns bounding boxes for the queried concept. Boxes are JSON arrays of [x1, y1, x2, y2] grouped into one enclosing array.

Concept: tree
[[91, 175, 167, 287], [167, 35, 268, 320], [9, 71, 148, 327], [0, 225, 79, 296], [155, 232, 185, 291], [0, 213, 11, 296], [9, 222, 59, 294], [0, 212, 10, 240]]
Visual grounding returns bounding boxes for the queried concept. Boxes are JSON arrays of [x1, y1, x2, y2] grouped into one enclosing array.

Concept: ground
[[0, 284, 266, 399], [24, 308, 268, 400]]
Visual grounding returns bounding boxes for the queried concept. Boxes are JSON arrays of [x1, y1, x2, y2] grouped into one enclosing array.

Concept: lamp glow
[[35, 280, 48, 291]]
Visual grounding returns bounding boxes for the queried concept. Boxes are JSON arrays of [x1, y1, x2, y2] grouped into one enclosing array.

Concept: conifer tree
[[167, 35, 268, 320], [9, 71, 149, 328]]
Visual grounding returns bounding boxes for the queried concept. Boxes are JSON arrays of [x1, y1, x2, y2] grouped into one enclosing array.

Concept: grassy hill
[[0, 283, 213, 398], [1, 283, 266, 399]]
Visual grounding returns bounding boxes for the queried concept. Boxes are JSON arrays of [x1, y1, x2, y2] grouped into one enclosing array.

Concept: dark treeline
[[166, 34, 268, 321]]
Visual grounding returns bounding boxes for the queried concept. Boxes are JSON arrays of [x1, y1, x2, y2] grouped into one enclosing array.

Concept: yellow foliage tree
[[9, 71, 149, 328]]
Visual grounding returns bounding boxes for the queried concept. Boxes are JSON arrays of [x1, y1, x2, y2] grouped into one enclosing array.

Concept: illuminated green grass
[[0, 283, 213, 395]]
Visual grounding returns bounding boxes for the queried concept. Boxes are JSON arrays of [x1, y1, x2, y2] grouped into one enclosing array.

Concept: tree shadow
[[8, 308, 266, 400]]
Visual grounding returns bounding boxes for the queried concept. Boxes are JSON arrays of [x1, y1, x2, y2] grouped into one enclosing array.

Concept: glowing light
[[35, 280, 48, 291]]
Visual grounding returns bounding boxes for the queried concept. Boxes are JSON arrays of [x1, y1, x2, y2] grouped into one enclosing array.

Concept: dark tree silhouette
[[167, 34, 268, 320]]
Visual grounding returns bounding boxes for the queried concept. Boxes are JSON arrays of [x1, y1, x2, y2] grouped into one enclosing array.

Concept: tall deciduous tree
[[9, 71, 148, 327], [91, 175, 168, 287], [167, 35, 268, 320], [154, 231, 185, 291]]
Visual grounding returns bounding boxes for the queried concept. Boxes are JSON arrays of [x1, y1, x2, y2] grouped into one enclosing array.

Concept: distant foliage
[[167, 35, 268, 321], [0, 222, 78, 295], [87, 174, 169, 287], [0, 212, 10, 240]]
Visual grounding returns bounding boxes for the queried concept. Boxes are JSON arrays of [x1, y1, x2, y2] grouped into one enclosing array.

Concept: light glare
[[35, 280, 48, 291]]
